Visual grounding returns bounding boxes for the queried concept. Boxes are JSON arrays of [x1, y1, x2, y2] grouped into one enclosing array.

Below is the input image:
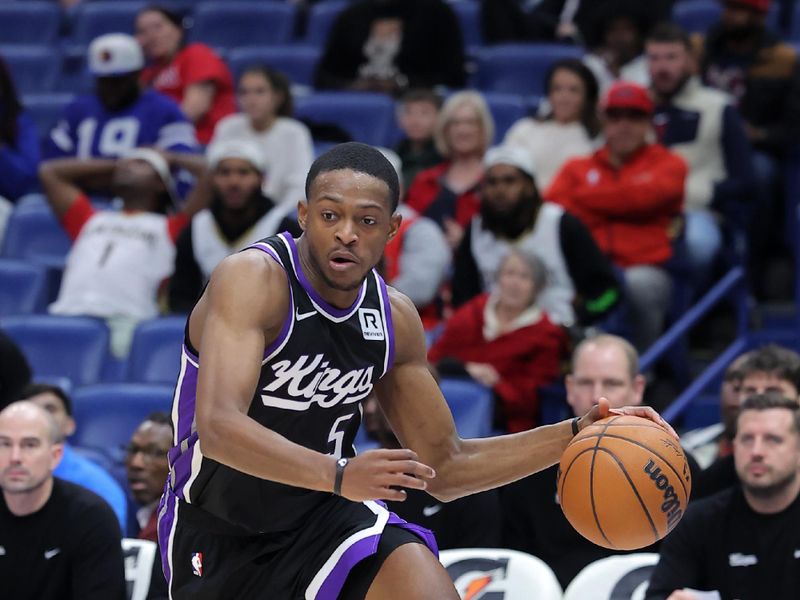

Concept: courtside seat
[[1, 203, 70, 269], [126, 316, 186, 384], [0, 259, 48, 316], [563, 553, 660, 600]]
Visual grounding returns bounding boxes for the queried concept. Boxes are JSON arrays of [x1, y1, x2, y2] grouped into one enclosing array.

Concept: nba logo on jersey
[[191, 552, 203, 577], [358, 308, 384, 341]]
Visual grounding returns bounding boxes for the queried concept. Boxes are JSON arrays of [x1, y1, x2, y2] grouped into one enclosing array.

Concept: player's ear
[[297, 200, 308, 231], [387, 212, 402, 242]]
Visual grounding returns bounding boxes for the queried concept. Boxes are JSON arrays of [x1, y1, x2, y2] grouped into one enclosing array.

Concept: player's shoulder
[[211, 246, 287, 290], [386, 286, 427, 360]]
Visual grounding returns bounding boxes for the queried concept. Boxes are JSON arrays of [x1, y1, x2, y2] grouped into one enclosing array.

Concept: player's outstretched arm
[[374, 289, 676, 503], [193, 251, 434, 499]]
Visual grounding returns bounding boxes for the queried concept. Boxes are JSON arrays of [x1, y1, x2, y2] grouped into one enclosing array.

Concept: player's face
[[0, 410, 61, 496], [734, 408, 800, 498], [213, 158, 263, 211], [125, 421, 172, 505], [397, 100, 439, 143], [135, 10, 183, 61], [740, 372, 799, 403], [603, 109, 651, 160], [238, 72, 281, 123], [298, 169, 401, 296], [647, 41, 692, 97], [549, 68, 586, 124], [28, 393, 75, 440], [566, 343, 645, 417], [495, 253, 537, 312], [444, 103, 485, 157]]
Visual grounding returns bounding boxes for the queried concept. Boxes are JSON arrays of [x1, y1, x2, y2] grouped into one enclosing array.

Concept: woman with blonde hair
[[405, 90, 494, 248]]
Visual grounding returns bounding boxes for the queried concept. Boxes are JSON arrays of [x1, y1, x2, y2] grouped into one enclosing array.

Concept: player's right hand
[[337, 448, 436, 502]]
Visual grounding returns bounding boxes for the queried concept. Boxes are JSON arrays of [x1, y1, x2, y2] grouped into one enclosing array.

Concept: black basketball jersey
[[166, 232, 395, 534]]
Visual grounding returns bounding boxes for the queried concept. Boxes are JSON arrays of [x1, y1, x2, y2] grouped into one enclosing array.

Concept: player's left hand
[[578, 397, 679, 439]]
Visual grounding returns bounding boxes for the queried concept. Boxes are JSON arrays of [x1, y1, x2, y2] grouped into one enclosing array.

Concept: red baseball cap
[[725, 0, 771, 15], [602, 81, 654, 115]]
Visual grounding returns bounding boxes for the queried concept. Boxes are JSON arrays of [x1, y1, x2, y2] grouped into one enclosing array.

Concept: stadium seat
[[71, 2, 146, 47], [295, 92, 395, 146], [0, 3, 61, 45], [0, 259, 48, 316], [55, 48, 94, 95], [227, 46, 322, 88], [449, 0, 482, 47], [70, 383, 174, 459], [439, 377, 493, 438], [305, 1, 348, 46], [0, 46, 59, 95], [189, 2, 296, 49], [439, 548, 563, 600], [672, 0, 722, 33], [21, 94, 74, 142], [1, 315, 110, 387], [0, 203, 71, 268], [122, 539, 158, 600], [563, 553, 660, 600], [474, 44, 584, 96], [126, 316, 186, 384], [484, 93, 527, 143]]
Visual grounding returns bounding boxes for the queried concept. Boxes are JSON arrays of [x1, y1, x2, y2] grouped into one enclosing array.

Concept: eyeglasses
[[122, 443, 169, 462]]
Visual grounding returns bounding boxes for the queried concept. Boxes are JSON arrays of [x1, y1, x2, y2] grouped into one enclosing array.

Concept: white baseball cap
[[206, 140, 266, 173], [484, 145, 536, 180], [89, 33, 144, 76]]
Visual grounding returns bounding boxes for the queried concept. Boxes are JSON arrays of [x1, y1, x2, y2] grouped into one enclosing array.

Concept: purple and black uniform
[[157, 232, 437, 599]]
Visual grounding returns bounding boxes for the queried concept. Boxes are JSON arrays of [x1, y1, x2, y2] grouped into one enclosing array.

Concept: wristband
[[571, 417, 581, 436], [333, 457, 348, 496]]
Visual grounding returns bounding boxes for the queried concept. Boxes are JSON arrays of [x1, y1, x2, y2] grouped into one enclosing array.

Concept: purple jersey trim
[[246, 241, 295, 359], [376, 272, 395, 375], [157, 486, 178, 591]]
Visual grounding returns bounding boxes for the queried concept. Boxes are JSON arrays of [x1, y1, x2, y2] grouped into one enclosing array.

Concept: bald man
[[0, 402, 125, 600]]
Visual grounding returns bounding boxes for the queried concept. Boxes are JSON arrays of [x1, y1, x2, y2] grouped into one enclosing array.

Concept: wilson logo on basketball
[[643, 459, 683, 529]]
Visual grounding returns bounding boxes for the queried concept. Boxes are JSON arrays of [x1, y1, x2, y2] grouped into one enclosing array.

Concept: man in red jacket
[[546, 81, 687, 350]]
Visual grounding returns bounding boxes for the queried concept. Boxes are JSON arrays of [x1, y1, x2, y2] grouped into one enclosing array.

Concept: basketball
[[557, 415, 691, 550]]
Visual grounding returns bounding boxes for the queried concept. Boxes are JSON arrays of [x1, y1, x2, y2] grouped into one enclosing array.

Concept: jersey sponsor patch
[[191, 552, 203, 577], [358, 308, 384, 341]]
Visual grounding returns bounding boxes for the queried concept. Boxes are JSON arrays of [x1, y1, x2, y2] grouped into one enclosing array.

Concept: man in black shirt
[[0, 401, 125, 600], [646, 393, 800, 600]]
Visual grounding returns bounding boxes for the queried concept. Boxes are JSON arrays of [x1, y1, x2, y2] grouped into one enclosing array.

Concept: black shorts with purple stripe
[[158, 487, 438, 600]]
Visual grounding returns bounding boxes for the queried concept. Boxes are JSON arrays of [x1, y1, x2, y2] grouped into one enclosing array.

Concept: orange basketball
[[557, 415, 692, 550]]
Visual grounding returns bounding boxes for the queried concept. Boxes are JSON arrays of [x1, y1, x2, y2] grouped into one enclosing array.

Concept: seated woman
[[135, 5, 236, 144], [405, 90, 494, 249], [428, 249, 568, 433], [211, 66, 314, 207], [504, 58, 599, 190]]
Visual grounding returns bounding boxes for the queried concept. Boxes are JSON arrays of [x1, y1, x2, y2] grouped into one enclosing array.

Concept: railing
[[639, 266, 749, 422]]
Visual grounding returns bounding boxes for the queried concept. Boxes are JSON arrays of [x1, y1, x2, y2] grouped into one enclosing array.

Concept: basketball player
[[158, 142, 675, 599]]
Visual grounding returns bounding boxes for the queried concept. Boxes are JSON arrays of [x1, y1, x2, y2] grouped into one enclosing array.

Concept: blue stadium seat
[[475, 44, 584, 96], [190, 2, 296, 49], [55, 48, 93, 95], [439, 377, 493, 438], [672, 0, 721, 33], [22, 93, 74, 141], [1, 46, 59, 95], [305, 1, 348, 46], [449, 0, 482, 47], [0, 259, 48, 316], [227, 46, 322, 88], [70, 383, 173, 460], [1, 203, 71, 268], [1, 315, 110, 387], [71, 2, 146, 47], [484, 93, 527, 143], [127, 316, 186, 384], [295, 92, 395, 146], [0, 3, 61, 45]]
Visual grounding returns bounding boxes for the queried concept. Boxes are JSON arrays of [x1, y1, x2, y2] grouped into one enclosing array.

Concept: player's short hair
[[741, 344, 800, 393], [572, 334, 640, 382], [305, 142, 400, 212], [737, 392, 800, 436], [17, 383, 72, 416], [646, 21, 692, 50]]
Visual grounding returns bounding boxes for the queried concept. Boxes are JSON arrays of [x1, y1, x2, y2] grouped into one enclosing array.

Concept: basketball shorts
[[158, 487, 438, 600]]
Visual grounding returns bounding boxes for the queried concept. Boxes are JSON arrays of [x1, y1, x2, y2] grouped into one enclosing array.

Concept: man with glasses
[[546, 81, 688, 350]]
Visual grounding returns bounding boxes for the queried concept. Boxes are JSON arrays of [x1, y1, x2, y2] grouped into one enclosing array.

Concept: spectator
[[501, 334, 646, 587], [694, 344, 800, 499], [647, 22, 754, 286], [0, 401, 125, 600], [428, 250, 569, 433], [39, 149, 208, 357], [136, 6, 236, 145], [45, 34, 197, 161], [452, 145, 620, 327], [583, 8, 652, 93], [211, 66, 314, 206], [645, 393, 800, 600], [124, 412, 171, 542], [314, 0, 465, 93], [0, 56, 39, 202], [546, 81, 687, 351], [0, 330, 31, 409], [505, 58, 600, 190], [393, 89, 443, 191], [405, 91, 493, 249], [362, 393, 503, 549], [169, 140, 301, 314], [17, 383, 127, 531]]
